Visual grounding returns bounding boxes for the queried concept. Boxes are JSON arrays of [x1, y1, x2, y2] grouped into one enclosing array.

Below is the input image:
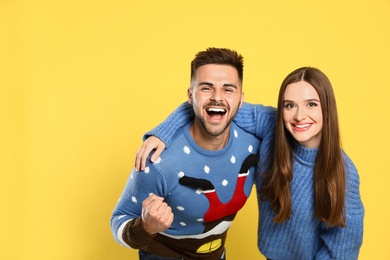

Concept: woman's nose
[[294, 107, 306, 121]]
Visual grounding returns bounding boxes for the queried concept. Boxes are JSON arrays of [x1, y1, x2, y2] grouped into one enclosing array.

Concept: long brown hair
[[261, 67, 346, 227]]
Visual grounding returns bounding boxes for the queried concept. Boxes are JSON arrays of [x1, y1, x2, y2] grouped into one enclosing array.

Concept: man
[[110, 48, 261, 260]]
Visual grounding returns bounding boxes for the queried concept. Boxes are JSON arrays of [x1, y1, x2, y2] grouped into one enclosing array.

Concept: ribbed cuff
[[122, 218, 156, 249]]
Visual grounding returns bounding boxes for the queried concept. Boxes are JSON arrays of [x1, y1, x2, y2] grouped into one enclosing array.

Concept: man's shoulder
[[230, 122, 261, 150], [231, 122, 260, 139]]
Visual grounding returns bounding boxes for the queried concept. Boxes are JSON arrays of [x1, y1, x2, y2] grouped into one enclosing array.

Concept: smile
[[291, 123, 314, 132], [206, 107, 227, 120], [293, 123, 311, 129], [206, 107, 227, 115]]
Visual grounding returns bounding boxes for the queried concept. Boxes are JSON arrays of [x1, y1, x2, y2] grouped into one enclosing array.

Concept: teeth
[[295, 124, 310, 128], [207, 108, 226, 112]]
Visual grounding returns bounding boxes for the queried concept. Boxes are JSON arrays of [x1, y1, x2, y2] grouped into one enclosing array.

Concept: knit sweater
[[111, 122, 260, 260], [257, 144, 364, 260], [144, 102, 364, 259]]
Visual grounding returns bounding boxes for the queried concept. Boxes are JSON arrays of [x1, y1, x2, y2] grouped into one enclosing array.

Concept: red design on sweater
[[203, 173, 248, 222]]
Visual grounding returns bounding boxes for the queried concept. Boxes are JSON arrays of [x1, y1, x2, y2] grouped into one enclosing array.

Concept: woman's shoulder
[[341, 150, 364, 214], [341, 150, 358, 173]]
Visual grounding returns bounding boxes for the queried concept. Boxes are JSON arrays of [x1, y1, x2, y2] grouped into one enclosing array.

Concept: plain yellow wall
[[1, 0, 389, 259]]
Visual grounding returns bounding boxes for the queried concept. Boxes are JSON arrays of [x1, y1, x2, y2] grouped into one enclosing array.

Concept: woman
[[135, 67, 364, 259]]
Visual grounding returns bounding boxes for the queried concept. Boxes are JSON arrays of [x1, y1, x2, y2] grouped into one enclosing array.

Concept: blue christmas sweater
[[143, 102, 364, 259], [111, 122, 260, 259]]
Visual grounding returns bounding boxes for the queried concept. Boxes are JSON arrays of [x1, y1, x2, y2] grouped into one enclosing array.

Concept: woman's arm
[[135, 101, 277, 170], [135, 102, 193, 171], [315, 156, 364, 259]]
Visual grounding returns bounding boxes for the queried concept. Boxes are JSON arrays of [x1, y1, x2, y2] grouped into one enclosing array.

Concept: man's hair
[[190, 47, 244, 86]]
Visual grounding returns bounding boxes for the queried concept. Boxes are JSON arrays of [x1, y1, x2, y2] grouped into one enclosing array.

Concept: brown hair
[[261, 67, 346, 227], [190, 47, 244, 86]]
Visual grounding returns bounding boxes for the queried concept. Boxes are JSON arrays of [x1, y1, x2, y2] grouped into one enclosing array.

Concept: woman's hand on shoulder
[[135, 136, 166, 171]]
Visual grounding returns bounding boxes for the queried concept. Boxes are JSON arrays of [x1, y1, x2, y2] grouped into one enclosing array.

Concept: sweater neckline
[[293, 143, 318, 165], [182, 122, 235, 157]]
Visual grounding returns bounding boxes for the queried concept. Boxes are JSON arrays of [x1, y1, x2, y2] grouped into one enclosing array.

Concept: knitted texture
[[232, 103, 364, 259], [143, 101, 364, 259], [111, 122, 260, 259], [257, 145, 364, 260]]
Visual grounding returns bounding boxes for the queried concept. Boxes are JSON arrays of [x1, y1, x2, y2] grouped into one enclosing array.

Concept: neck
[[189, 122, 230, 150]]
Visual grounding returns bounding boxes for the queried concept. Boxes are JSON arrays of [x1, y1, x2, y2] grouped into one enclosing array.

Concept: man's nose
[[210, 89, 223, 102]]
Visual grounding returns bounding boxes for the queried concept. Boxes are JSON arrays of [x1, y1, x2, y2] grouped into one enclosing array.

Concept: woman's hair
[[190, 47, 244, 86], [261, 67, 346, 227]]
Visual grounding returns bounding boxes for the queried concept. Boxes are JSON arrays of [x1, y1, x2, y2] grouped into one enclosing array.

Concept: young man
[[110, 48, 261, 260]]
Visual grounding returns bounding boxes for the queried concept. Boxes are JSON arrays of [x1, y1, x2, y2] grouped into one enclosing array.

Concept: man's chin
[[205, 125, 229, 137]]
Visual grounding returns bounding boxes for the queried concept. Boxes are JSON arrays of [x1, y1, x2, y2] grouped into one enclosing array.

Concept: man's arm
[[110, 168, 173, 248]]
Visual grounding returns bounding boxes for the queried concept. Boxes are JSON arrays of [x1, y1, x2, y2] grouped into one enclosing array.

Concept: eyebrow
[[283, 98, 320, 102], [306, 98, 321, 102], [198, 82, 238, 88]]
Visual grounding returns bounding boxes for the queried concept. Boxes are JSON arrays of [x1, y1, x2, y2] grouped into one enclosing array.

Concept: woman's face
[[282, 81, 323, 148]]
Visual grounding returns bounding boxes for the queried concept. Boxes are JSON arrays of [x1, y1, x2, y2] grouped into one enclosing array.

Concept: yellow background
[[1, 0, 389, 259]]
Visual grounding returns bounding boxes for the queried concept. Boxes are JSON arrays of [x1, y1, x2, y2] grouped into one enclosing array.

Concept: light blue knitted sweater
[[146, 102, 364, 259]]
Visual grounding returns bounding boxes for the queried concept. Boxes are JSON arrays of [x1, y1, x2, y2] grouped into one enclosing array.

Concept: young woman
[[136, 67, 364, 259]]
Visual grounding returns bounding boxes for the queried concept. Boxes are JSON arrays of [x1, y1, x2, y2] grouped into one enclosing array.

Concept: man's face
[[188, 64, 244, 137]]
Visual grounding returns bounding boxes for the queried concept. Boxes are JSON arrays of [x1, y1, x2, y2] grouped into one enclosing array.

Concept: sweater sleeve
[[144, 101, 277, 147], [315, 155, 364, 259], [110, 164, 167, 248], [143, 102, 194, 147], [234, 102, 277, 140]]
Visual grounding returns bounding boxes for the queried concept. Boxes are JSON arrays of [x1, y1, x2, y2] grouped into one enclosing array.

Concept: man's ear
[[187, 88, 193, 104], [239, 92, 244, 108]]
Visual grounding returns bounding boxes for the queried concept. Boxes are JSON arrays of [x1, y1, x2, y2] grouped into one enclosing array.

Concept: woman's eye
[[308, 102, 319, 107]]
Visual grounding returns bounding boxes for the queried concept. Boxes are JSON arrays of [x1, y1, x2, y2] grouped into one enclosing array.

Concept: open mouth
[[206, 107, 227, 120]]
